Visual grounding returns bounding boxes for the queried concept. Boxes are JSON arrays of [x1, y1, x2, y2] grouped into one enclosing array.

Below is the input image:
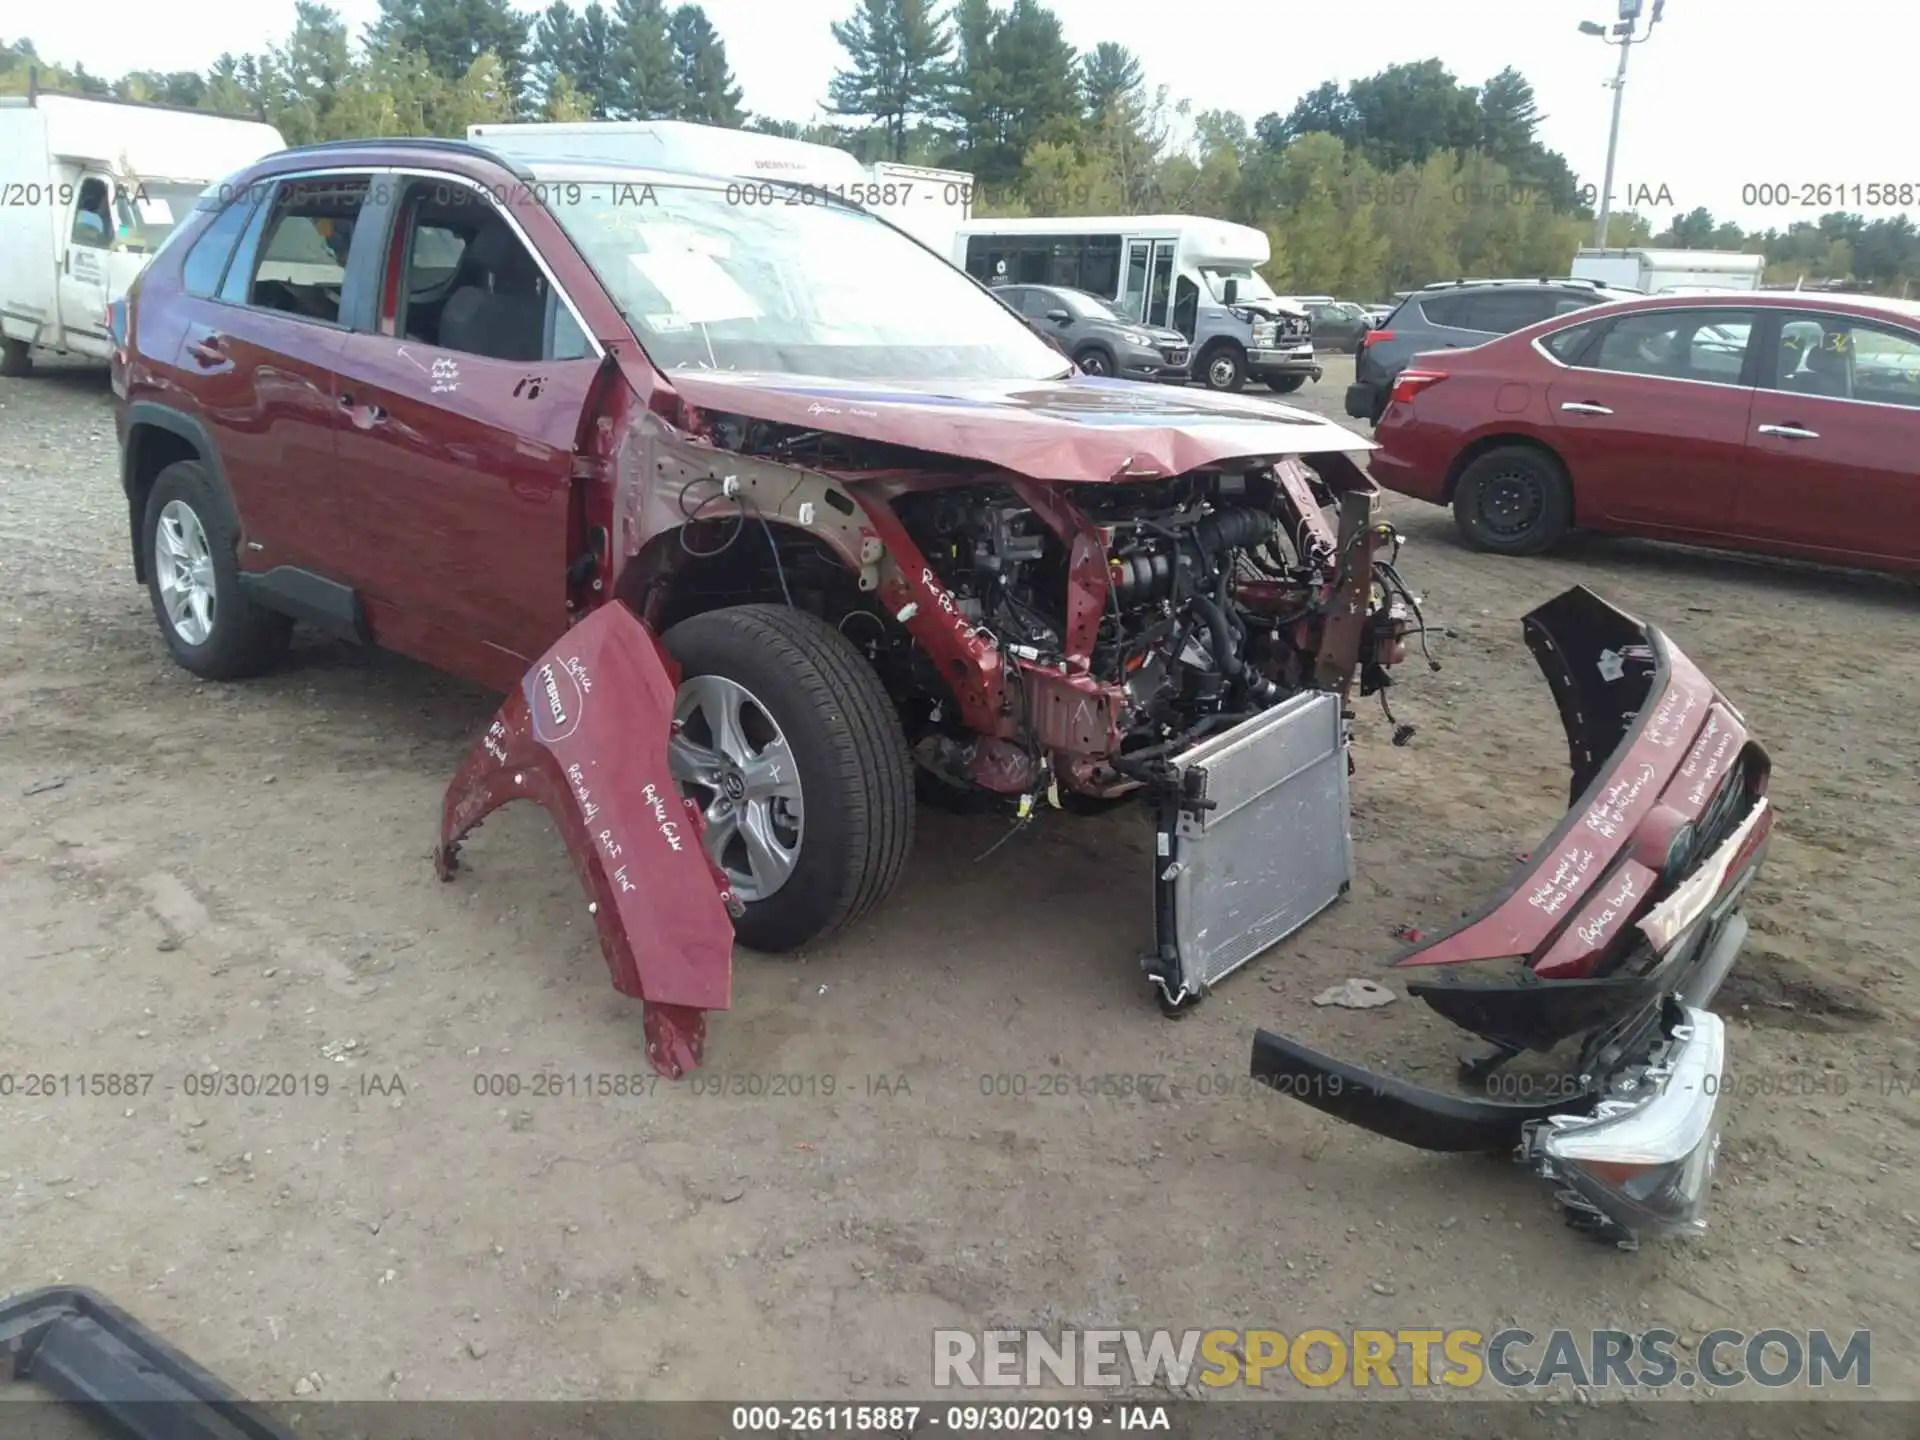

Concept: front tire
[[1198, 344, 1246, 392], [144, 460, 292, 679], [1451, 446, 1573, 556], [1265, 374, 1307, 395], [663, 604, 914, 952], [1073, 345, 1113, 376], [0, 336, 30, 377]]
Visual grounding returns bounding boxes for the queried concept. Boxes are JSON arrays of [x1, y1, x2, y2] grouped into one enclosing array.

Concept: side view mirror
[[1222, 279, 1239, 305], [1046, 309, 1071, 324]]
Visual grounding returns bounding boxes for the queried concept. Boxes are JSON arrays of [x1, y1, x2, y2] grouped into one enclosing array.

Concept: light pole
[[1581, 0, 1664, 248]]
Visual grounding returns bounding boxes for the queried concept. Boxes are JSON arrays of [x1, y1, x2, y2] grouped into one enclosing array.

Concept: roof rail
[[273, 135, 533, 179]]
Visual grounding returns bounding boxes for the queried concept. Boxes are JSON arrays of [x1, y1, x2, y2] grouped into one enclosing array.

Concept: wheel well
[[618, 519, 876, 634], [1196, 337, 1246, 362], [1071, 341, 1113, 366], [124, 424, 202, 582], [1443, 434, 1572, 517]]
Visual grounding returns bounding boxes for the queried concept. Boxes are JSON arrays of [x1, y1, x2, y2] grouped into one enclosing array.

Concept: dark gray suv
[[996, 283, 1191, 383], [1346, 278, 1636, 424]]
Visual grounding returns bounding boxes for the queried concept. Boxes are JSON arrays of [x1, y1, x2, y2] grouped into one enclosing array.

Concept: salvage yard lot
[[3, 357, 1918, 1400]]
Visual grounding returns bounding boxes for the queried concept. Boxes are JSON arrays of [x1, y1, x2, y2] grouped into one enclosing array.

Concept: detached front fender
[[436, 602, 738, 1078]]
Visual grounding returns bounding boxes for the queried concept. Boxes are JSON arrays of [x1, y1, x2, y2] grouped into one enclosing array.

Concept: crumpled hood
[[663, 370, 1371, 483]]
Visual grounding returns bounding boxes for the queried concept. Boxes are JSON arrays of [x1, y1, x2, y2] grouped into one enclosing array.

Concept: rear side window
[[243, 178, 372, 326], [1465, 290, 1562, 333], [1540, 321, 1601, 363], [180, 196, 259, 298], [1417, 294, 1475, 328]]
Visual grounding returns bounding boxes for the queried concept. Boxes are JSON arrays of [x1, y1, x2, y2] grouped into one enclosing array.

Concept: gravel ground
[[2, 355, 1917, 1404]]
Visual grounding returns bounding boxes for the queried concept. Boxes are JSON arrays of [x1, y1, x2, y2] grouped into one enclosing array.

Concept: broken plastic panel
[[437, 602, 738, 1079]]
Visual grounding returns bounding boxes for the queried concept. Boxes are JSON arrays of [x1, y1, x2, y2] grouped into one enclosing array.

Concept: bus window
[[1083, 235, 1122, 298], [1121, 241, 1150, 321]]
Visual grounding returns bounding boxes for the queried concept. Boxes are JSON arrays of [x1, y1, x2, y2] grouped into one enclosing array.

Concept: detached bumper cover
[[1, 1285, 291, 1440], [1249, 585, 1772, 1243]]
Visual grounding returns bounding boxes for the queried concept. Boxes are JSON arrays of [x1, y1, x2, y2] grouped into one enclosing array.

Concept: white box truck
[[467, 119, 973, 257], [1570, 247, 1764, 294], [0, 86, 284, 374]]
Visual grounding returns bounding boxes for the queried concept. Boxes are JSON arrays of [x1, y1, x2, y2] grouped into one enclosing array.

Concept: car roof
[[1572, 290, 1920, 326]]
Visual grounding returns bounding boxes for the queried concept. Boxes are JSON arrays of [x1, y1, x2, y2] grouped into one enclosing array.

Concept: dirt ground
[[2, 355, 1917, 1406]]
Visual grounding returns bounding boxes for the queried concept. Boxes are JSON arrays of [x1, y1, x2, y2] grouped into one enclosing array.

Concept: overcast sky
[[15, 0, 1916, 230]]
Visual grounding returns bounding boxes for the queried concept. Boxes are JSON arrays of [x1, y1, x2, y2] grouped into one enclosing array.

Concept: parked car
[[994, 282, 1189, 381], [1348, 279, 1635, 425], [112, 134, 1429, 1056], [1368, 290, 1920, 572], [1299, 299, 1375, 353], [110, 141, 1774, 1243]]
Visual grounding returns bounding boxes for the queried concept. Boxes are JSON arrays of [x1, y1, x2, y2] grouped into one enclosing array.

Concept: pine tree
[[826, 0, 951, 162], [670, 5, 742, 125], [609, 0, 681, 119], [364, 0, 532, 116]]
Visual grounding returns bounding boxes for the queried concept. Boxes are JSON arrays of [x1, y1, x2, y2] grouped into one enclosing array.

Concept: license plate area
[[1151, 691, 1352, 999]]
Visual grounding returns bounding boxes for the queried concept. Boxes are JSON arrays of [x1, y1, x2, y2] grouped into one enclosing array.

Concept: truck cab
[[0, 87, 284, 375]]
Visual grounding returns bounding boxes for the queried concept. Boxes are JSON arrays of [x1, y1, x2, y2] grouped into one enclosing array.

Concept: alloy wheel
[[155, 499, 217, 646], [668, 674, 805, 903]]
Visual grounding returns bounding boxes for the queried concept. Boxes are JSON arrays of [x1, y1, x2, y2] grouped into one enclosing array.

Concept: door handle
[[1756, 423, 1819, 440], [184, 335, 227, 366], [1560, 401, 1614, 415], [339, 394, 387, 424]]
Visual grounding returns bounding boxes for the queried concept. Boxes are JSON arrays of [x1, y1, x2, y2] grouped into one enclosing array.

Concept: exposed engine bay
[[896, 467, 1426, 799]]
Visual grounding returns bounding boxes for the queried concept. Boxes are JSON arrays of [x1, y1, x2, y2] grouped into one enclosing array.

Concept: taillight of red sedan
[[1389, 369, 1448, 406]]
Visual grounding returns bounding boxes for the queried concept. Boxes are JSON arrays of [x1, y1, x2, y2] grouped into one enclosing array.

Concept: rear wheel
[[662, 604, 914, 952], [143, 460, 292, 678], [1451, 446, 1573, 556], [1199, 344, 1246, 392], [0, 337, 30, 377]]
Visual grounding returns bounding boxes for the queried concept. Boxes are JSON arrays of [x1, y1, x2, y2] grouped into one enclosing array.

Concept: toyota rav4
[[113, 138, 1772, 1244]]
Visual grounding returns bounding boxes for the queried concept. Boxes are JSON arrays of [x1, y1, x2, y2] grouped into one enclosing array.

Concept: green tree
[[608, 0, 681, 118], [670, 4, 742, 125], [365, 0, 531, 114], [827, 0, 952, 162], [1079, 41, 1140, 123], [266, 2, 354, 145], [116, 71, 208, 107]]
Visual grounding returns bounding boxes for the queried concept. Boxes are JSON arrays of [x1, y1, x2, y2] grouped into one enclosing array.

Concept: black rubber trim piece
[[1, 1285, 292, 1440], [237, 566, 370, 642], [1248, 1029, 1595, 1153]]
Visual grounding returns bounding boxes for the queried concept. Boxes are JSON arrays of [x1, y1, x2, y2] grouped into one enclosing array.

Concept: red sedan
[[1369, 291, 1920, 573]]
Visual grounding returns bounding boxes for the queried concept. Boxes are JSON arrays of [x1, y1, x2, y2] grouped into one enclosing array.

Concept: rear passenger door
[[1545, 306, 1759, 535], [327, 173, 607, 690], [173, 173, 372, 576]]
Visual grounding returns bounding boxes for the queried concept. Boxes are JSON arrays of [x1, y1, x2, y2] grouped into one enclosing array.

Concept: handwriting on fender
[[1679, 714, 1737, 810], [641, 782, 686, 854], [483, 719, 509, 764], [565, 761, 600, 824]]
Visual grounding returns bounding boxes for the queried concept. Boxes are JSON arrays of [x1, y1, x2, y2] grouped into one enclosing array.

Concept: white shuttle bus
[[467, 120, 973, 257], [951, 215, 1318, 392]]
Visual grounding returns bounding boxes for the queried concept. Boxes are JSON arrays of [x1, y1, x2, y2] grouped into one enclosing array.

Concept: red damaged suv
[[115, 137, 1772, 1245], [1369, 289, 1920, 572]]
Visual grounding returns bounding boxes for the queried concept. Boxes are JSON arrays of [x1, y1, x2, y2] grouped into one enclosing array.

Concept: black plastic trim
[[119, 403, 235, 584], [1, 1285, 292, 1440], [1248, 1029, 1593, 1152], [237, 567, 370, 641]]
